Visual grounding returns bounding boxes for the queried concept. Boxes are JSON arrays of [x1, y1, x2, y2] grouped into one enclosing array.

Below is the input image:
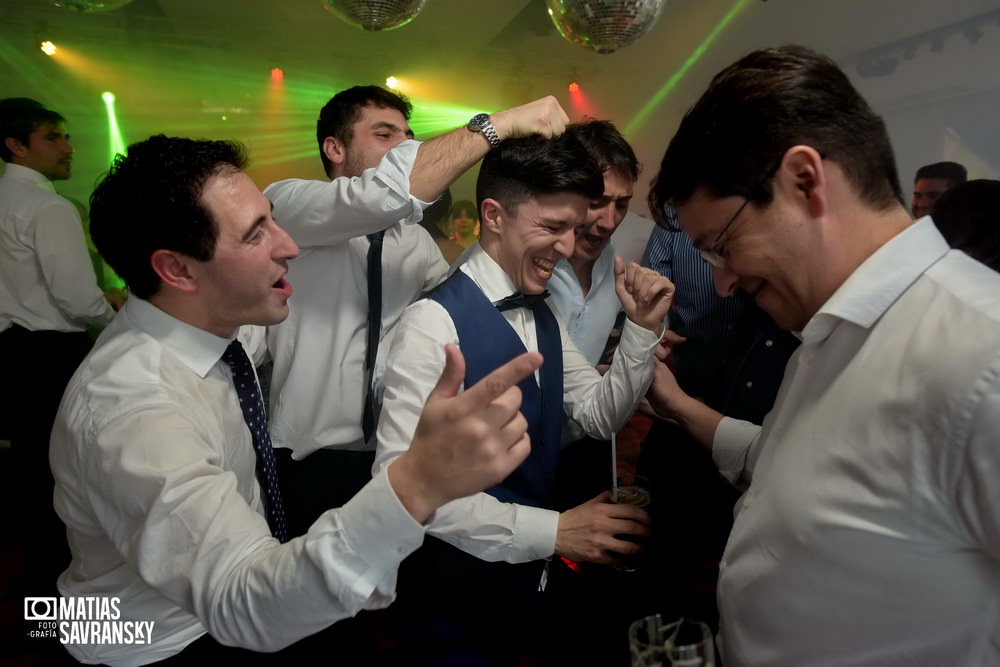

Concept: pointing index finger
[[457, 351, 543, 410]]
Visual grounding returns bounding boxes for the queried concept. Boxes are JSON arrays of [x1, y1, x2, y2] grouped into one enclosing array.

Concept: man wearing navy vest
[[374, 133, 674, 665]]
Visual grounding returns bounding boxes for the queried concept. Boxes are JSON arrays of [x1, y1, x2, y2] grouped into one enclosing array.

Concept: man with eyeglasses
[[644, 45, 1000, 666]]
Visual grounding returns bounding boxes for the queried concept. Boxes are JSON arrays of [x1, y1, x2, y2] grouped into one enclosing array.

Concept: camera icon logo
[[24, 597, 58, 621]]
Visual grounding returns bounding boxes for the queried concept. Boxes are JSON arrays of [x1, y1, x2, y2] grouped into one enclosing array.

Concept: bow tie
[[493, 290, 550, 312]]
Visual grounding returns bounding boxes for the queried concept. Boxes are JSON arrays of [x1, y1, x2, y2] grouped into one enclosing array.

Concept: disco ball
[[546, 0, 666, 54], [51, 0, 136, 11], [321, 0, 428, 32]]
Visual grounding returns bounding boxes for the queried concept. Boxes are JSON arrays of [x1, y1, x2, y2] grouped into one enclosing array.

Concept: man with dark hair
[[912, 160, 968, 218], [545, 119, 640, 516], [644, 45, 1000, 665], [374, 133, 674, 664], [49, 134, 543, 666], [264, 85, 570, 537], [0, 96, 117, 595], [548, 119, 639, 367]]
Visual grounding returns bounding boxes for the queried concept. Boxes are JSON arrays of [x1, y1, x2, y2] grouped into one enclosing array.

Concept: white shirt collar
[[459, 243, 522, 303], [122, 297, 234, 378], [3, 162, 56, 193], [802, 217, 950, 342]]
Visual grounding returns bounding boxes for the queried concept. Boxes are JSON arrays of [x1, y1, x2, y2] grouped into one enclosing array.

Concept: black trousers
[[1, 325, 92, 597], [274, 446, 375, 537]]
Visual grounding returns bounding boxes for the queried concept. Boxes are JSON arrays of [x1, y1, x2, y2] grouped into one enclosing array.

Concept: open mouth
[[272, 276, 292, 298], [533, 257, 555, 278], [580, 232, 606, 252]]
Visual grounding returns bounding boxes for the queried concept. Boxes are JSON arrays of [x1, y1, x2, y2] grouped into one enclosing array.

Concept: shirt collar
[[801, 218, 950, 342], [3, 162, 56, 193], [122, 297, 234, 378], [460, 243, 523, 303]]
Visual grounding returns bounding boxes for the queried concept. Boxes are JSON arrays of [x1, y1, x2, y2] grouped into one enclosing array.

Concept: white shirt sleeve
[[711, 416, 763, 489], [562, 317, 660, 438], [265, 140, 427, 248], [33, 200, 114, 327], [81, 402, 425, 652], [955, 377, 1000, 559]]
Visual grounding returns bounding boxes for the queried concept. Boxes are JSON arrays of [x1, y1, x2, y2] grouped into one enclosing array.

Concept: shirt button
[[765, 339, 773, 347], [745, 380, 753, 388]]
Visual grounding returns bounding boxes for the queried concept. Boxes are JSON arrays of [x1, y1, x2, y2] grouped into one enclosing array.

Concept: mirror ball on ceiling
[[321, 0, 429, 32], [546, 0, 666, 54], [51, 0, 136, 11]]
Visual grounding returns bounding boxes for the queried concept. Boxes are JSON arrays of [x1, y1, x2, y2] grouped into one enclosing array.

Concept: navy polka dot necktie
[[222, 340, 289, 543]]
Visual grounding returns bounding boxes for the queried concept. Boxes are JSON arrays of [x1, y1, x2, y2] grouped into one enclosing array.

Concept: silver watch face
[[469, 113, 490, 130]]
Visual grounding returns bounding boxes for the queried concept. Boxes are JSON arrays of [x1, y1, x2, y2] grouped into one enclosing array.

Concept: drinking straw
[[611, 431, 618, 497]]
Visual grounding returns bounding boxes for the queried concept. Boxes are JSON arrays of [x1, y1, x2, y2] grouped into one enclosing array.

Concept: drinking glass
[[611, 472, 651, 572], [628, 615, 716, 667]]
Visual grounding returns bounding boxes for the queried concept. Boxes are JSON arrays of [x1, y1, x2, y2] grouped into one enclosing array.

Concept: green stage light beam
[[625, 0, 753, 138], [101, 91, 126, 165]]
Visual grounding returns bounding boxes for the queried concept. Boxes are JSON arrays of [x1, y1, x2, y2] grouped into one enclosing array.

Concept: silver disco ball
[[51, 0, 135, 11], [321, 0, 428, 32], [546, 0, 666, 54]]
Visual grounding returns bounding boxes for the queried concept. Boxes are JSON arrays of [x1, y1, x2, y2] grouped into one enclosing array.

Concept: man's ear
[[779, 145, 827, 219], [4, 137, 27, 160], [322, 136, 346, 169], [480, 198, 504, 234], [150, 249, 199, 293]]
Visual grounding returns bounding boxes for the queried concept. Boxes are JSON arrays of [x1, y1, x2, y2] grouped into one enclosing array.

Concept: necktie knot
[[494, 290, 550, 313]]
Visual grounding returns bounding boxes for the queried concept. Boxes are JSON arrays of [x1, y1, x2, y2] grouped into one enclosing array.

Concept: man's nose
[[555, 227, 575, 258], [711, 263, 739, 297]]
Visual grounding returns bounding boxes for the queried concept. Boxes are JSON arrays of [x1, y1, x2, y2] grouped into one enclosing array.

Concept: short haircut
[[648, 45, 903, 229], [316, 85, 412, 177], [476, 134, 604, 216], [0, 97, 66, 162], [932, 179, 1000, 271], [564, 119, 640, 183], [89, 135, 248, 300], [915, 161, 967, 187]]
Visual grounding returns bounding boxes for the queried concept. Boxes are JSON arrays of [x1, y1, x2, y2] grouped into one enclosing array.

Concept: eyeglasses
[[698, 154, 785, 269]]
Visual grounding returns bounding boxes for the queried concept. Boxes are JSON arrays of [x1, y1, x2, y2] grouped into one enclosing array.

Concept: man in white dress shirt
[[49, 134, 542, 665], [0, 97, 117, 595], [644, 45, 1000, 666], [375, 132, 674, 664], [264, 85, 571, 537]]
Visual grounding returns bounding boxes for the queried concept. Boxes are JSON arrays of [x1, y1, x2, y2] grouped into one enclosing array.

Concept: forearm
[[408, 127, 491, 202], [194, 469, 424, 651], [565, 319, 660, 437], [265, 141, 423, 247], [666, 392, 725, 451]]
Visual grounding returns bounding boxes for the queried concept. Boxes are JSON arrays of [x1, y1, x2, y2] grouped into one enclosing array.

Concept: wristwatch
[[467, 113, 501, 149]]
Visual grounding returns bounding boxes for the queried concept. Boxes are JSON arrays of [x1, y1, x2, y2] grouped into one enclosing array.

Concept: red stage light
[[271, 67, 284, 82], [568, 82, 580, 93]]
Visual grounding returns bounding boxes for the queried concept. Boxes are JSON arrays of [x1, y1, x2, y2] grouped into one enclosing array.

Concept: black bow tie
[[493, 290, 550, 313]]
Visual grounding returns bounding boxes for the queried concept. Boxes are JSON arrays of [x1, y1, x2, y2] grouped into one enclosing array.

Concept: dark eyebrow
[[240, 214, 267, 243]]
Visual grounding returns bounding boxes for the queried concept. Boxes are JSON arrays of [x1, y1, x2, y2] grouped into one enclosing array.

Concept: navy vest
[[429, 270, 563, 508], [396, 270, 564, 604]]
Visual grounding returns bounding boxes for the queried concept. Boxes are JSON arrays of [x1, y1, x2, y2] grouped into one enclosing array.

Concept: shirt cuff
[[510, 504, 560, 561], [379, 139, 425, 225], [712, 416, 761, 486], [617, 318, 662, 359], [335, 467, 425, 586]]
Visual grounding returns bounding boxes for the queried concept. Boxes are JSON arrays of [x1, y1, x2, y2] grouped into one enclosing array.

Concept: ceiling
[[2, 0, 998, 208]]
